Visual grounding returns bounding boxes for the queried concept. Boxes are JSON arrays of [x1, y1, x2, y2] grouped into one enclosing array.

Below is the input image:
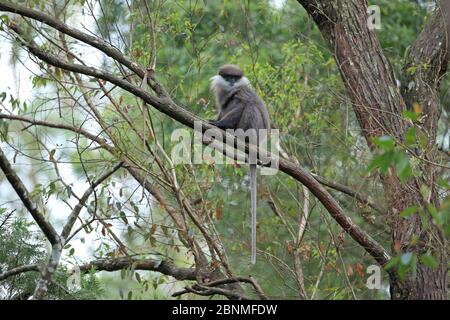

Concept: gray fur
[[209, 64, 270, 264]]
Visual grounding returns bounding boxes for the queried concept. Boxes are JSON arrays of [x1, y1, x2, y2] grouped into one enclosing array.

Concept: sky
[[0, 7, 108, 262]]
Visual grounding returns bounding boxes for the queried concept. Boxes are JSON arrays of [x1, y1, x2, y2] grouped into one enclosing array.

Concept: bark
[[297, 0, 448, 299]]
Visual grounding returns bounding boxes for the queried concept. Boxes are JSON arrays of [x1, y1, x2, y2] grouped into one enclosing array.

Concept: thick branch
[[0, 258, 196, 282], [0, 149, 60, 245], [79, 257, 197, 281], [195, 276, 268, 300], [172, 284, 251, 300], [297, 0, 448, 299], [0, 264, 40, 281], [0, 0, 168, 96]]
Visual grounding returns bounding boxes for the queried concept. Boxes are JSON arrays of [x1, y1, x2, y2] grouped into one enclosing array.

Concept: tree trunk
[[297, 0, 448, 299]]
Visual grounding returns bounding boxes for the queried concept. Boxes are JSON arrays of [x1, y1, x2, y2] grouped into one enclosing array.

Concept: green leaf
[[402, 110, 419, 122], [406, 66, 417, 75], [419, 254, 439, 269], [400, 206, 418, 218], [438, 178, 450, 190], [119, 211, 128, 224], [384, 256, 399, 270], [366, 154, 384, 173], [366, 151, 395, 174], [374, 136, 395, 151], [379, 151, 395, 173], [135, 272, 141, 283], [404, 127, 416, 146], [426, 203, 438, 218], [419, 210, 430, 231], [395, 152, 412, 182]]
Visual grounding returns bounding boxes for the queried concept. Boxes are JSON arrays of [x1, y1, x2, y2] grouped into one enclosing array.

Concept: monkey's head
[[210, 64, 250, 93]]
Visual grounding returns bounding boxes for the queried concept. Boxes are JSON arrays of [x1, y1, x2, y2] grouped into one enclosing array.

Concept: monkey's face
[[222, 75, 241, 86], [210, 74, 250, 92]]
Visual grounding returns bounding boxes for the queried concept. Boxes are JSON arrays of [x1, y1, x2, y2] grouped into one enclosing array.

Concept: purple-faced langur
[[209, 64, 270, 264]]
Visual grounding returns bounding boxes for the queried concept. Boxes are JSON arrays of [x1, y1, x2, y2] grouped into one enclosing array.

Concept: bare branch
[[293, 186, 309, 299], [0, 149, 60, 245], [173, 284, 252, 300], [0, 113, 114, 152], [0, 264, 39, 281], [311, 173, 384, 214], [60, 162, 123, 240], [198, 276, 268, 300], [0, 2, 137, 85], [0, 257, 196, 282], [79, 257, 197, 281]]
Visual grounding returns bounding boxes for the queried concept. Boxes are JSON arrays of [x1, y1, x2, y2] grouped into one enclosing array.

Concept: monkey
[[209, 64, 270, 264]]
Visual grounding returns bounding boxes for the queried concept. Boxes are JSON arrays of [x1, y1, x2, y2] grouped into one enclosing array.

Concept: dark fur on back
[[218, 85, 270, 131]]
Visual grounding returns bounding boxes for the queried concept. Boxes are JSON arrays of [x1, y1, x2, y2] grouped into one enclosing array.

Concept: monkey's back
[[230, 86, 270, 132]]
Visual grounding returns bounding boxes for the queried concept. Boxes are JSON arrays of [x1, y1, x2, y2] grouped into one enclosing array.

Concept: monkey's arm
[[209, 104, 244, 130]]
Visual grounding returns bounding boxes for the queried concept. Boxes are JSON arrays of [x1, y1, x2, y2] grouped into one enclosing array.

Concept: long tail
[[250, 164, 257, 264]]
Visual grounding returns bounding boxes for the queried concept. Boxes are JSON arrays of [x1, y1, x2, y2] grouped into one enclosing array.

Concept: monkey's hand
[[208, 119, 220, 126], [207, 105, 244, 130], [208, 119, 229, 130]]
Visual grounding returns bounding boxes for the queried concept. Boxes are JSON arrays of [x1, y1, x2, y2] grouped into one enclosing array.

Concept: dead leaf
[[356, 263, 364, 277], [150, 224, 157, 235], [413, 102, 423, 114], [216, 207, 223, 221], [393, 241, 401, 253], [347, 264, 354, 276]]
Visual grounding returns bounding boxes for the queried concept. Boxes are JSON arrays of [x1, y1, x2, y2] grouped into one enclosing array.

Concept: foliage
[[0, 209, 102, 299], [0, 0, 447, 300]]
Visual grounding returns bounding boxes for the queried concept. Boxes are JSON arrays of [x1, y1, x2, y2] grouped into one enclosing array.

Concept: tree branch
[[0, 148, 60, 245], [0, 264, 40, 281], [0, 113, 114, 152], [60, 162, 123, 240], [311, 173, 384, 214], [0, 0, 166, 95], [0, 257, 197, 282], [172, 284, 252, 300], [78, 257, 197, 281]]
